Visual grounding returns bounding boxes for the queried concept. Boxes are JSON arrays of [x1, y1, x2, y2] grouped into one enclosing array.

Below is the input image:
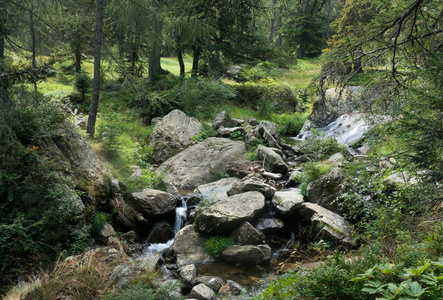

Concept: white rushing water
[[293, 113, 372, 145], [137, 199, 187, 259]]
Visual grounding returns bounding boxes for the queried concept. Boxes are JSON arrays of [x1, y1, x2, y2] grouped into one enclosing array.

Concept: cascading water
[[136, 199, 187, 258]]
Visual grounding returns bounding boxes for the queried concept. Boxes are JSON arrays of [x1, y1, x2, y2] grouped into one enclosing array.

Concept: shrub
[[192, 123, 217, 143], [204, 236, 237, 258], [73, 72, 91, 99], [92, 211, 113, 232], [175, 78, 237, 119], [269, 112, 307, 135], [125, 168, 165, 193], [300, 129, 345, 161], [298, 161, 333, 196]]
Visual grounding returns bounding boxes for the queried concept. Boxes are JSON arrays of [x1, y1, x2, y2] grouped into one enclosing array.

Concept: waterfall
[[137, 199, 187, 258]]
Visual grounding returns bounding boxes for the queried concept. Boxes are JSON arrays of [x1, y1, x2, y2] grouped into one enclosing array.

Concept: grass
[[160, 56, 193, 76]]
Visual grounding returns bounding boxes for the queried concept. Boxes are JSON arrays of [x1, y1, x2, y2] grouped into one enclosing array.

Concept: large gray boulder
[[299, 202, 356, 247], [149, 109, 202, 163], [220, 244, 271, 263], [194, 191, 265, 234], [306, 167, 345, 213], [179, 264, 196, 287], [129, 189, 176, 221], [272, 190, 304, 215], [157, 138, 248, 194], [259, 120, 281, 149], [195, 177, 240, 205], [309, 86, 365, 128], [256, 145, 288, 174], [230, 222, 266, 245], [173, 225, 216, 267]]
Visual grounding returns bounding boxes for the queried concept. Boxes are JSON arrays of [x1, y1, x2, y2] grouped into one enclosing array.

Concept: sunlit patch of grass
[[161, 57, 193, 76]]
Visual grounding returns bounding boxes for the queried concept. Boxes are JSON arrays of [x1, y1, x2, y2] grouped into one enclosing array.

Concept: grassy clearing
[[160, 56, 193, 76]]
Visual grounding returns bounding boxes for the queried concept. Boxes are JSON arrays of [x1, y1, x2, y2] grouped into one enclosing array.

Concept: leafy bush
[[92, 211, 113, 232], [269, 112, 307, 135], [192, 122, 217, 143], [73, 72, 91, 99], [233, 79, 297, 115], [125, 168, 165, 193], [204, 236, 237, 258], [297, 161, 333, 196], [175, 78, 237, 119], [97, 112, 122, 151], [300, 129, 345, 161]]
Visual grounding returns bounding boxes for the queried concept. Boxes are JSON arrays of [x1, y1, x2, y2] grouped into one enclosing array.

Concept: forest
[[0, 0, 442, 299]]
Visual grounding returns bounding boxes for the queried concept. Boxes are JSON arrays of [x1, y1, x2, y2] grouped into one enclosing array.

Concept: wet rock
[[196, 276, 224, 293], [146, 221, 174, 244], [255, 218, 285, 236], [158, 138, 248, 194], [190, 283, 216, 300], [299, 202, 356, 247], [256, 145, 288, 174], [194, 191, 265, 234], [217, 126, 245, 137], [272, 190, 304, 215], [230, 222, 266, 245], [173, 225, 215, 267], [160, 279, 182, 298], [97, 223, 116, 243], [221, 244, 272, 263], [129, 189, 176, 221], [179, 264, 196, 287], [225, 160, 255, 178], [149, 109, 203, 163], [120, 230, 137, 244]]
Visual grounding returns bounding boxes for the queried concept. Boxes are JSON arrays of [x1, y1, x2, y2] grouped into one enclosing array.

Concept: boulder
[[255, 218, 285, 236], [384, 171, 418, 185], [309, 86, 365, 128], [259, 121, 281, 148], [179, 264, 196, 287], [157, 138, 248, 194], [213, 111, 239, 129], [195, 177, 240, 205], [227, 174, 275, 200], [230, 222, 266, 245], [129, 189, 176, 221], [256, 145, 288, 174], [149, 109, 203, 163], [272, 190, 304, 215], [306, 168, 345, 213], [194, 191, 265, 234], [146, 221, 174, 244], [299, 202, 356, 247], [217, 126, 245, 137], [196, 276, 224, 293], [173, 225, 216, 267], [190, 283, 216, 300], [220, 244, 271, 263]]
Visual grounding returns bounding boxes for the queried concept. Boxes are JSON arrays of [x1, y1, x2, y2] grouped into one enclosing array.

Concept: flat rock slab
[[129, 189, 176, 220], [157, 137, 248, 195], [195, 177, 240, 205], [299, 202, 356, 247], [195, 191, 265, 234], [221, 244, 271, 263]]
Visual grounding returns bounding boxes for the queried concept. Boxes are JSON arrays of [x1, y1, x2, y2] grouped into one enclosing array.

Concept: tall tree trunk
[[268, 0, 277, 44], [326, 0, 332, 39], [87, 0, 104, 139], [277, 7, 282, 46], [148, 19, 163, 81], [75, 48, 82, 73], [177, 48, 185, 77], [30, 8, 37, 92], [191, 45, 200, 78], [299, 0, 309, 59], [0, 0, 8, 105]]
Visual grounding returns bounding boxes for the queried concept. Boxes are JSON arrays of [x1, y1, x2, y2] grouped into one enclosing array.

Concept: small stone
[[189, 283, 216, 300]]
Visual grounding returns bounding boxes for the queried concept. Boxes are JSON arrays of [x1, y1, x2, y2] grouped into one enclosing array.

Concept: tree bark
[[326, 0, 332, 39], [268, 0, 277, 44], [87, 0, 104, 139], [75, 48, 82, 73], [191, 44, 201, 78], [0, 0, 8, 105], [177, 48, 185, 77]]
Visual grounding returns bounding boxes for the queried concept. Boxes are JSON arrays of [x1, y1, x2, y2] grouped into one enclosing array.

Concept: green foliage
[[228, 130, 245, 140], [209, 168, 229, 180], [426, 223, 443, 257], [125, 169, 165, 193], [297, 161, 333, 196], [175, 78, 237, 119], [97, 112, 123, 151], [204, 236, 237, 258], [352, 259, 443, 300], [233, 79, 297, 115], [192, 122, 217, 143], [243, 150, 259, 161], [269, 112, 307, 136], [300, 129, 345, 161], [91, 211, 112, 232], [73, 72, 91, 98]]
